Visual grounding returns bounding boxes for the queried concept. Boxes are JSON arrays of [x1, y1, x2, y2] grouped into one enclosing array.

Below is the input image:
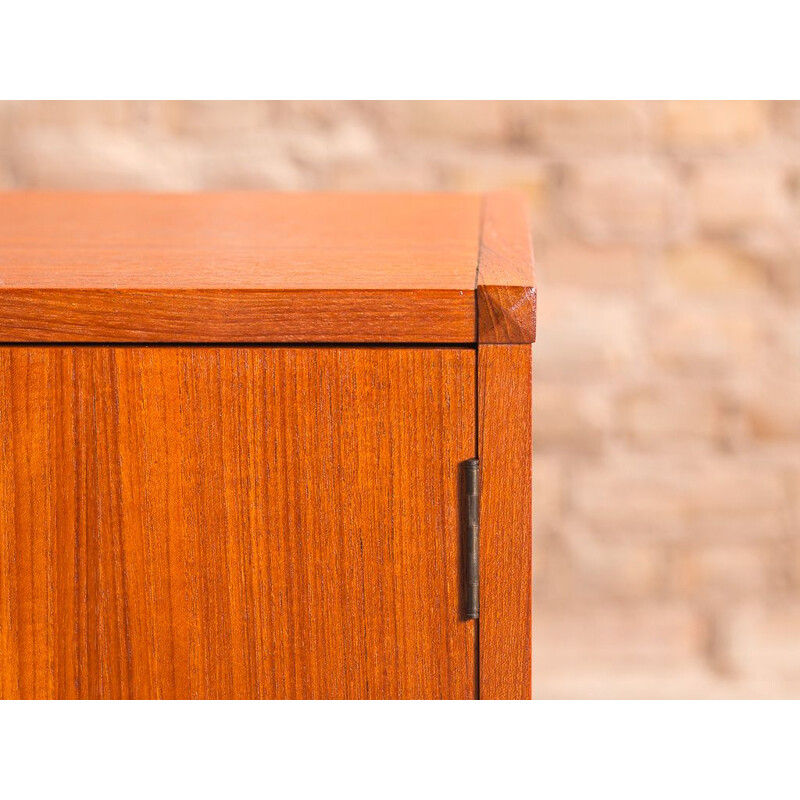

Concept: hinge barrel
[[464, 458, 480, 619]]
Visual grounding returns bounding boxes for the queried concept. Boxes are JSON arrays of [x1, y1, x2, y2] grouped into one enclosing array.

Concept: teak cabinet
[[0, 192, 534, 700]]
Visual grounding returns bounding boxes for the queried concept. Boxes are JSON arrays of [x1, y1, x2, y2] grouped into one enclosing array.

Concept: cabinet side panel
[[478, 345, 533, 699]]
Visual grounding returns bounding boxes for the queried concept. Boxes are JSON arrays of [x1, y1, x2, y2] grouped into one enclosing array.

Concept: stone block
[[664, 101, 768, 148], [562, 158, 685, 244]]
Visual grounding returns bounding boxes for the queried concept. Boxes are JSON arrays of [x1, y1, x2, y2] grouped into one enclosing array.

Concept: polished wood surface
[[478, 344, 532, 698], [0, 193, 480, 289], [0, 192, 481, 343], [0, 289, 474, 343], [477, 192, 536, 344], [0, 346, 476, 699], [0, 191, 538, 344]]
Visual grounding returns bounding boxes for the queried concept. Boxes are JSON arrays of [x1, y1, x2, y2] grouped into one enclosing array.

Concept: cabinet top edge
[[477, 192, 537, 344]]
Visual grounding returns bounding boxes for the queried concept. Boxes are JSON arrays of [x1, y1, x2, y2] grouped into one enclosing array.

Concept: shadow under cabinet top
[[0, 191, 535, 344]]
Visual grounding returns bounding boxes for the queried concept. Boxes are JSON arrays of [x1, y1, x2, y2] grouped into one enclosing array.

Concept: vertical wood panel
[[478, 344, 533, 699], [0, 346, 476, 699]]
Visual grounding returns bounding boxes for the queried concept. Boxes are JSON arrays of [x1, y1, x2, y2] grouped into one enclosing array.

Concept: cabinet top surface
[[0, 191, 535, 343], [0, 192, 482, 290]]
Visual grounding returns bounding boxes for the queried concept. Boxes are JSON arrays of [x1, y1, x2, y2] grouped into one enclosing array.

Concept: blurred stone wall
[[1, 101, 798, 697]]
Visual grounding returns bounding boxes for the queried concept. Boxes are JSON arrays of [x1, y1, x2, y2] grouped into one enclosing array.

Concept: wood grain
[[478, 344, 532, 699], [0, 192, 481, 343], [477, 192, 536, 344], [0, 289, 474, 343], [0, 346, 476, 699]]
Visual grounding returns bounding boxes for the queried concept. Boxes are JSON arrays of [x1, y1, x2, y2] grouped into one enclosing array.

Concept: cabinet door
[[0, 347, 476, 699]]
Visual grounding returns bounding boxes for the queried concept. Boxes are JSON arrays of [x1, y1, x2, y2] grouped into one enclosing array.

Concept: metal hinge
[[464, 458, 480, 620]]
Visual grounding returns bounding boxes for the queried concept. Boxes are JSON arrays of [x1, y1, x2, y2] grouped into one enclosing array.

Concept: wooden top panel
[[0, 191, 535, 343], [0, 192, 481, 290]]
